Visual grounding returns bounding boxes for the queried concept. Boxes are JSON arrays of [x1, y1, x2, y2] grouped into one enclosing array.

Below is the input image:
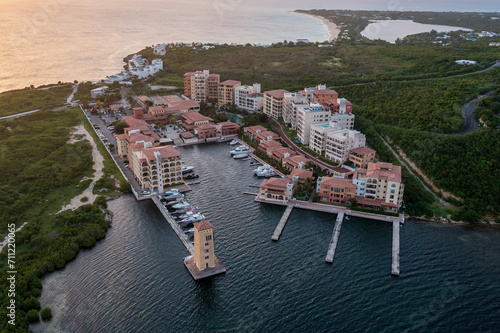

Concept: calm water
[[32, 143, 500, 332], [361, 20, 473, 43], [1, 0, 499, 92]]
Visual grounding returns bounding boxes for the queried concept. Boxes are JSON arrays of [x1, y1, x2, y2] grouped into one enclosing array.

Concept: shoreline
[[297, 12, 340, 42]]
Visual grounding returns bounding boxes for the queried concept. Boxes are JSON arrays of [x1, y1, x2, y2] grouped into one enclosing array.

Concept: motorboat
[[253, 164, 271, 174], [255, 169, 277, 177], [229, 146, 250, 155], [172, 201, 191, 209], [183, 228, 195, 233], [216, 137, 232, 143], [172, 207, 198, 214], [233, 153, 249, 159], [179, 214, 205, 223], [181, 166, 194, 174], [163, 188, 179, 196], [178, 211, 201, 219], [163, 193, 184, 201], [229, 139, 239, 145], [183, 174, 199, 180]]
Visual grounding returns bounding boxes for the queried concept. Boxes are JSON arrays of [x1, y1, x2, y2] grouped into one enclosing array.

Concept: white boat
[[164, 188, 179, 196], [172, 201, 191, 209], [230, 146, 250, 155], [255, 169, 277, 177], [229, 139, 239, 145], [179, 214, 205, 223], [233, 153, 248, 159], [183, 228, 195, 233], [253, 164, 271, 174], [181, 166, 194, 174], [178, 211, 200, 219], [163, 193, 184, 201]]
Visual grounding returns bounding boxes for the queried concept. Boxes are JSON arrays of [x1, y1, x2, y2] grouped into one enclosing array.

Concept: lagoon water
[[32, 143, 500, 332], [361, 20, 473, 43], [0, 0, 499, 93]]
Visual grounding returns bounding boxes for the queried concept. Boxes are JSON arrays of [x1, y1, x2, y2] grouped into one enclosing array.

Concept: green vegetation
[[0, 107, 124, 331], [475, 88, 500, 128], [0, 85, 72, 117]]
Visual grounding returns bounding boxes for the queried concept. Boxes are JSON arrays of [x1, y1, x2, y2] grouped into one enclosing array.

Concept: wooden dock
[[272, 205, 294, 241], [151, 197, 194, 254], [391, 220, 400, 276], [325, 212, 345, 263]]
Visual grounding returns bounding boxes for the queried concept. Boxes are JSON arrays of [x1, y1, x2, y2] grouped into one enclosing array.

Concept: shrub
[[26, 309, 39, 323], [41, 307, 52, 320]]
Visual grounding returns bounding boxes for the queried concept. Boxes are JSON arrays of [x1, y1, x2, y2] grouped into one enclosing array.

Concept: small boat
[[179, 214, 205, 223], [216, 137, 232, 143], [229, 146, 250, 155], [183, 228, 195, 233], [229, 139, 239, 145], [173, 207, 198, 214], [253, 164, 271, 174], [163, 193, 184, 201], [172, 201, 191, 209], [233, 153, 249, 159], [183, 174, 199, 180], [181, 166, 194, 174], [255, 169, 277, 177], [178, 211, 199, 219], [163, 188, 179, 196]]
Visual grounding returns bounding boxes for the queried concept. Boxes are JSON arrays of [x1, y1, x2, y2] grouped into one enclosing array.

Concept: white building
[[455, 60, 477, 65], [283, 92, 309, 128], [129, 56, 163, 79], [153, 43, 167, 55], [309, 122, 340, 154], [325, 129, 366, 164], [90, 86, 109, 99], [235, 83, 262, 111], [296, 103, 331, 145], [330, 98, 355, 130]]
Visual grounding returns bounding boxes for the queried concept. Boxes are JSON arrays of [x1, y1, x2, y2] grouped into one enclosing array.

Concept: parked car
[[141, 190, 151, 195]]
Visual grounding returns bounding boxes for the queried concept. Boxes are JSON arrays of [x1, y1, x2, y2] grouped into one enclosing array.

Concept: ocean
[[31, 143, 500, 332], [0, 0, 498, 93]]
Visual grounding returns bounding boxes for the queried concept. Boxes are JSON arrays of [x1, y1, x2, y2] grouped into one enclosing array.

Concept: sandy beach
[[299, 13, 340, 41]]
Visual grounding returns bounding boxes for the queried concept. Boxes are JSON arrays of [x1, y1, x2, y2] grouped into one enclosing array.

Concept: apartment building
[[218, 80, 241, 104], [349, 147, 376, 168], [283, 92, 309, 128], [184, 70, 220, 102], [254, 130, 280, 143], [316, 177, 357, 205], [325, 129, 366, 164], [296, 103, 331, 145], [263, 89, 289, 120], [217, 121, 240, 136], [282, 154, 310, 171], [272, 147, 296, 163], [288, 169, 314, 184], [353, 162, 404, 210], [309, 122, 340, 154], [244, 125, 267, 139], [181, 112, 213, 131], [195, 124, 218, 139], [258, 178, 295, 202], [235, 83, 262, 111], [257, 140, 283, 157], [129, 144, 183, 193], [312, 89, 338, 105]]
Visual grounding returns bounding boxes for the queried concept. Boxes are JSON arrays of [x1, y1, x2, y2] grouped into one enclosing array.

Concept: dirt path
[[379, 134, 459, 207], [0, 222, 28, 253], [59, 123, 105, 212]]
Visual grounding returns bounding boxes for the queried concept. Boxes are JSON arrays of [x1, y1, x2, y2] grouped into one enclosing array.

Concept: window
[[205, 235, 212, 241], [391, 184, 396, 188], [390, 195, 394, 199], [391, 189, 395, 194], [204, 242, 209, 246], [204, 256, 209, 259], [204, 249, 209, 253]]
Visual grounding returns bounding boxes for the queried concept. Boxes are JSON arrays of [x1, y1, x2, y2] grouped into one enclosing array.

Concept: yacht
[[163, 188, 179, 196], [229, 139, 239, 145], [172, 201, 191, 209], [230, 146, 250, 155], [253, 164, 271, 174], [255, 169, 277, 177], [233, 153, 249, 159], [163, 193, 184, 201], [173, 207, 198, 214], [181, 166, 194, 174]]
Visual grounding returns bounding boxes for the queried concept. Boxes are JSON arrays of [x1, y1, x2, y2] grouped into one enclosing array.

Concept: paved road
[[452, 90, 494, 135], [0, 108, 42, 120]]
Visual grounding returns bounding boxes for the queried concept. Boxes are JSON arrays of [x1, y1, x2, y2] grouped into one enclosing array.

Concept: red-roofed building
[[218, 80, 241, 104], [288, 169, 314, 184], [272, 147, 296, 163], [313, 89, 338, 105], [184, 70, 220, 102], [316, 177, 356, 204], [349, 146, 376, 168], [263, 89, 290, 120], [109, 104, 121, 111], [217, 121, 240, 136], [258, 177, 295, 202], [181, 111, 213, 130], [353, 162, 404, 210], [254, 130, 280, 143], [282, 154, 310, 171], [195, 124, 217, 139], [244, 125, 267, 140], [257, 140, 283, 156], [180, 131, 197, 143]]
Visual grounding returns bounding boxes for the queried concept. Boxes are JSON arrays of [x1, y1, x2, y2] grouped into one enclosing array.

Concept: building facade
[[349, 147, 376, 168], [325, 129, 366, 164], [283, 92, 309, 128], [258, 178, 294, 202], [193, 221, 215, 270], [296, 103, 331, 145], [184, 70, 220, 102], [316, 177, 357, 204], [218, 80, 241, 105], [235, 83, 262, 111], [263, 89, 289, 120]]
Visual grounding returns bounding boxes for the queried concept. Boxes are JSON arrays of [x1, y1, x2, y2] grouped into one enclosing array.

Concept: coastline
[[297, 12, 340, 42]]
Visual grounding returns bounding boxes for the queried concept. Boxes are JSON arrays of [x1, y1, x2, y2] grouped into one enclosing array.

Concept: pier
[[272, 205, 294, 241], [151, 197, 194, 254], [325, 212, 345, 263], [392, 220, 400, 276]]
